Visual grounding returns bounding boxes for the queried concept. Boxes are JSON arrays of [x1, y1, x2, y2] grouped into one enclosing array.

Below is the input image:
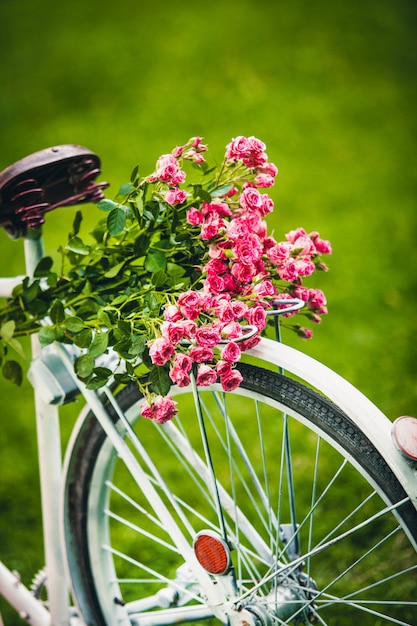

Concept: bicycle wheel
[[64, 362, 417, 626]]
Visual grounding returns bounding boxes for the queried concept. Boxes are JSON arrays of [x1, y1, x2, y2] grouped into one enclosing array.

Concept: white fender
[[249, 338, 417, 510]]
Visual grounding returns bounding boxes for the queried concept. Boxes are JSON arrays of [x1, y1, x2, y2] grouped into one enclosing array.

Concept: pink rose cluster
[[141, 136, 331, 424]]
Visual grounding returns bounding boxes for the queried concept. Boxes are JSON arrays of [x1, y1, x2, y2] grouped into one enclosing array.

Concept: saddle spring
[[9, 157, 108, 231]]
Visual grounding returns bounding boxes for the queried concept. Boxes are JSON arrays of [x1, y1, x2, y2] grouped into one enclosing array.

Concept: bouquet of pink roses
[[122, 135, 331, 423], [0, 135, 331, 424]]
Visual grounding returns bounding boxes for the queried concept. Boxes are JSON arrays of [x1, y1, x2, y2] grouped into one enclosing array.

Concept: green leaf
[[211, 183, 234, 197], [66, 236, 90, 255], [7, 338, 26, 360], [22, 280, 40, 303], [134, 233, 150, 256], [97, 309, 113, 327], [146, 292, 160, 311], [86, 376, 109, 390], [166, 262, 186, 277], [114, 372, 133, 385], [71, 210, 83, 236], [74, 354, 95, 378], [88, 332, 108, 358], [111, 294, 128, 306], [1, 320, 15, 342], [135, 193, 144, 216], [129, 334, 147, 356], [151, 268, 168, 287], [192, 184, 212, 202], [38, 326, 57, 347], [2, 360, 23, 385], [104, 260, 125, 278], [64, 316, 85, 333], [145, 250, 166, 273], [118, 182, 133, 196], [93, 366, 113, 378], [97, 198, 117, 212], [107, 206, 127, 235], [114, 320, 131, 340], [72, 328, 93, 348], [149, 365, 171, 396], [130, 164, 139, 183], [34, 256, 54, 277], [50, 299, 65, 324]]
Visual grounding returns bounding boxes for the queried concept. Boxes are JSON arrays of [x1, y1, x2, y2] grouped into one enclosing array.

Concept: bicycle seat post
[[24, 226, 44, 276]]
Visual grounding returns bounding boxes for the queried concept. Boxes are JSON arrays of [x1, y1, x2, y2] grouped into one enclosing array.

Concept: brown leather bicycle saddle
[[0, 145, 108, 238]]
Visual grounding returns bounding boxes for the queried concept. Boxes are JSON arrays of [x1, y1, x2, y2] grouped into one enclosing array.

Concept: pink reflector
[[392, 416, 417, 462]]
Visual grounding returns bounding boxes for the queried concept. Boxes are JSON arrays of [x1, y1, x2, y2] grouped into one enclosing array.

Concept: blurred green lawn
[[0, 0, 416, 623]]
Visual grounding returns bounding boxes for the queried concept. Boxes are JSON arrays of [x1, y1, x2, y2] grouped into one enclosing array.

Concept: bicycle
[[0, 144, 416, 626]]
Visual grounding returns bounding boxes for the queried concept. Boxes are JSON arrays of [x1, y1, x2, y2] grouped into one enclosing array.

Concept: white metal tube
[[23, 232, 71, 625], [0, 562, 51, 625]]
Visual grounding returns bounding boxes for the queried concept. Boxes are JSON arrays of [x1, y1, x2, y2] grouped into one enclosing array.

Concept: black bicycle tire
[[64, 362, 417, 625]]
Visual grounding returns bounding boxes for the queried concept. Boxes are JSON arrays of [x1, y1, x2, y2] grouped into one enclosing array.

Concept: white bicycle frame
[[0, 228, 416, 626]]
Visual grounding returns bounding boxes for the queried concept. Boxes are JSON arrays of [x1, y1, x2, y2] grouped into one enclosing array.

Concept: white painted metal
[[248, 338, 417, 510], [0, 562, 51, 626]]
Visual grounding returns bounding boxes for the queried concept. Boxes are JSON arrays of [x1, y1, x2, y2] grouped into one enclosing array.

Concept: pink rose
[[204, 258, 228, 275], [256, 161, 278, 177], [169, 367, 191, 388], [195, 325, 221, 348], [254, 173, 275, 188], [254, 279, 276, 298], [286, 227, 308, 244], [215, 300, 236, 323], [160, 321, 186, 346], [196, 364, 218, 387], [173, 352, 193, 372], [259, 194, 274, 217], [294, 259, 315, 277], [239, 333, 261, 351], [297, 327, 314, 340], [227, 217, 251, 240], [222, 273, 239, 294], [246, 305, 267, 331], [220, 321, 242, 339], [306, 288, 328, 314], [178, 319, 197, 339], [216, 360, 232, 377], [220, 368, 243, 392], [201, 201, 232, 218], [141, 395, 178, 423], [201, 216, 225, 240], [187, 207, 204, 226], [178, 290, 202, 320], [234, 234, 263, 264], [278, 259, 299, 282], [163, 305, 182, 322], [204, 272, 225, 294], [149, 337, 175, 366], [239, 187, 264, 213], [189, 346, 214, 363], [231, 300, 249, 319], [165, 188, 187, 205], [226, 136, 252, 161], [221, 341, 241, 363], [267, 242, 292, 265], [309, 231, 332, 255], [231, 262, 257, 284]]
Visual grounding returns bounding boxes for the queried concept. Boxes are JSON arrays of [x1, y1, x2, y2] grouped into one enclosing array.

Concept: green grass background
[[0, 0, 416, 623]]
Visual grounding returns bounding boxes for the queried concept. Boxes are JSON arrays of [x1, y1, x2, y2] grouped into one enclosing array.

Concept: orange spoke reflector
[[392, 416, 417, 462], [193, 531, 231, 575]]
